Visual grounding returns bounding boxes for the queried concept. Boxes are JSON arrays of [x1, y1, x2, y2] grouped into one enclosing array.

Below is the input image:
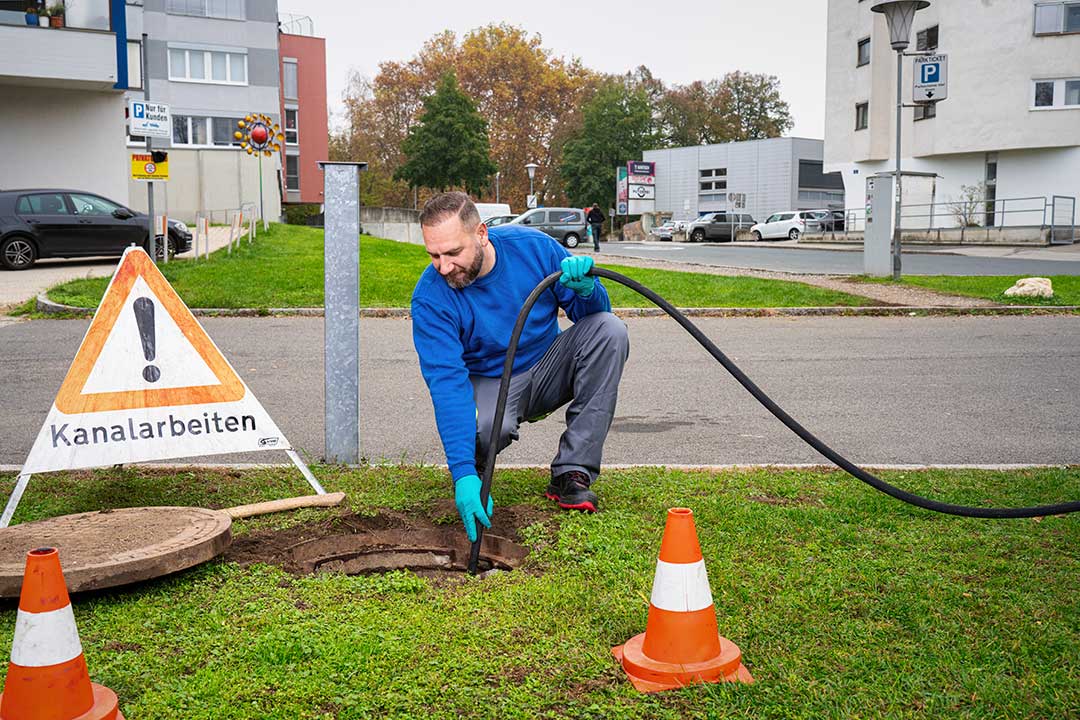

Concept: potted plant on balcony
[[24, 5, 39, 24], [46, 1, 65, 27]]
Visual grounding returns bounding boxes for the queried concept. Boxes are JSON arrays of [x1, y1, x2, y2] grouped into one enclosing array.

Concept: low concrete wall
[[361, 206, 422, 244], [801, 226, 1060, 247]]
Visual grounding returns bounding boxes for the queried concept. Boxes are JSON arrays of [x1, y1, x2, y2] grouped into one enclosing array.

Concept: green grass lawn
[[859, 275, 1080, 306], [2, 464, 1077, 718], [45, 225, 874, 310]]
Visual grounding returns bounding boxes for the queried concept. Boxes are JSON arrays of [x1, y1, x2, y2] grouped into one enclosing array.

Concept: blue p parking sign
[[913, 54, 948, 102]]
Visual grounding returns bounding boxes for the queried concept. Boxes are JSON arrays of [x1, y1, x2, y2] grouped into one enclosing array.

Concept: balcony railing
[[0, 0, 111, 31]]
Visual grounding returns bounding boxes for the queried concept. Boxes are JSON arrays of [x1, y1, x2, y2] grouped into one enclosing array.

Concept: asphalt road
[[598, 242, 1080, 276], [2, 315, 1078, 472]]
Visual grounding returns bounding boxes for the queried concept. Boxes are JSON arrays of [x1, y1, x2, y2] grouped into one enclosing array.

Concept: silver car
[[510, 208, 588, 248]]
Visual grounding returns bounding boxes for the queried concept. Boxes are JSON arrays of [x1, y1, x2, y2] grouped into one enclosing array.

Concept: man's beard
[[445, 241, 484, 290]]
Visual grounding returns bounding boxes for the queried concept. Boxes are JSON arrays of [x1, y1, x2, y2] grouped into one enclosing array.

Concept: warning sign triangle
[[20, 246, 292, 477], [54, 247, 245, 414]]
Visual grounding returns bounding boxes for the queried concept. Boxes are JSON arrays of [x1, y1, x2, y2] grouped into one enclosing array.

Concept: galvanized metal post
[[893, 50, 903, 281], [319, 161, 367, 464]]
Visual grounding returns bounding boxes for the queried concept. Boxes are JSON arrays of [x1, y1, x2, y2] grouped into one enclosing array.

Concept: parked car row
[[0, 189, 192, 270], [642, 208, 846, 244]]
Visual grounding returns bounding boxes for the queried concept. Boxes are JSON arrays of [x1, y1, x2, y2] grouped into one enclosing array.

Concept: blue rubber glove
[[559, 255, 596, 298], [455, 474, 493, 543]]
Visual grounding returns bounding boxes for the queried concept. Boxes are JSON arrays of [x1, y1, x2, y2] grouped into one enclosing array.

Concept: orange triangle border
[[54, 248, 246, 414]]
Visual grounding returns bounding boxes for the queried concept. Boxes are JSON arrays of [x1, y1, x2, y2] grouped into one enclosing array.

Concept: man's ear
[[477, 222, 489, 245]]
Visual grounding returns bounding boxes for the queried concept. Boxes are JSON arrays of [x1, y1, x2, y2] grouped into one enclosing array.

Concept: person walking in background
[[587, 204, 605, 252]]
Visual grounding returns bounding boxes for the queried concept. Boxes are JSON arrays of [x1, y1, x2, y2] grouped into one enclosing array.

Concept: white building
[[824, 0, 1080, 231], [643, 137, 844, 224], [0, 0, 282, 223], [125, 0, 282, 222], [0, 0, 130, 203]]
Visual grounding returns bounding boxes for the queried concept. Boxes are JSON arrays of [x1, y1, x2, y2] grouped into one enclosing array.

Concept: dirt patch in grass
[[225, 504, 553, 579]]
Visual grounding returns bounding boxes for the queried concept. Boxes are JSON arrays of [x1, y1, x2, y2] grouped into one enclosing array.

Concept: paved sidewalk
[[748, 238, 1080, 262], [591, 251, 997, 307], [0, 225, 246, 309]]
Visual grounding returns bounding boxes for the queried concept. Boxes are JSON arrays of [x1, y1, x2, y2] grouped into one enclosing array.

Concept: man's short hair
[[419, 191, 481, 229]]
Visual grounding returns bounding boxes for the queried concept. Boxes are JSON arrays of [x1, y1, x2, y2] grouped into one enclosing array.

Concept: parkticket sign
[[129, 100, 171, 139], [913, 54, 948, 103]]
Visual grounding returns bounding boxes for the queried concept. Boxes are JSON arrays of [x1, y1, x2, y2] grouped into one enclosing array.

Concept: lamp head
[[871, 0, 931, 51], [524, 162, 539, 180]]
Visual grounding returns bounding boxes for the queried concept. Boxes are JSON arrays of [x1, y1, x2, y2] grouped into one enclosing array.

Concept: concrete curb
[[34, 292, 1079, 319]]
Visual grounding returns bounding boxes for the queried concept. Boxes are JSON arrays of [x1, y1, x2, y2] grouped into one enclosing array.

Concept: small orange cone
[[612, 508, 753, 692], [0, 547, 123, 720]]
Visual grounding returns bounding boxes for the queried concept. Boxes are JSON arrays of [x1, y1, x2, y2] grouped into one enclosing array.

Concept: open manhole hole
[[225, 503, 547, 578]]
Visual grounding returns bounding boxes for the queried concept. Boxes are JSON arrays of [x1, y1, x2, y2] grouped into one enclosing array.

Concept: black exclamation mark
[[133, 297, 161, 383]]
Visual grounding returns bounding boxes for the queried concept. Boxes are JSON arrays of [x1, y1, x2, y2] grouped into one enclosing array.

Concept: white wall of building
[[824, 0, 1080, 228], [0, 86, 128, 203], [126, 147, 281, 223], [645, 138, 840, 223]]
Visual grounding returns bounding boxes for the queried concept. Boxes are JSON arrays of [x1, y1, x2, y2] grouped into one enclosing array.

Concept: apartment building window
[[283, 60, 298, 100], [168, 45, 248, 85], [285, 155, 300, 191], [855, 102, 869, 130], [857, 38, 871, 66], [984, 153, 998, 227], [127, 41, 142, 89], [916, 25, 938, 51], [1033, 78, 1080, 108], [1034, 2, 1080, 34], [171, 116, 245, 147], [284, 109, 299, 144], [914, 103, 937, 120], [166, 0, 245, 20]]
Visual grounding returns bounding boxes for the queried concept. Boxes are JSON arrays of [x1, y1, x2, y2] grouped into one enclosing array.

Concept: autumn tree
[[394, 72, 497, 195], [333, 24, 596, 209], [560, 77, 656, 210], [720, 71, 793, 141], [657, 72, 793, 146]]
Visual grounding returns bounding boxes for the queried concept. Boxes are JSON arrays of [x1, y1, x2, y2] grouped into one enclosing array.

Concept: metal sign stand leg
[[2, 451, 326, 527], [1, 474, 32, 528], [286, 449, 326, 495]]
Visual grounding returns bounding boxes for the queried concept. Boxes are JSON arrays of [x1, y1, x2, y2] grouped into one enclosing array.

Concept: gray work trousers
[[471, 311, 630, 484]]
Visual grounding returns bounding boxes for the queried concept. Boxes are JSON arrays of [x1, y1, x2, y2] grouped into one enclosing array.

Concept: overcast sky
[[297, 0, 829, 139]]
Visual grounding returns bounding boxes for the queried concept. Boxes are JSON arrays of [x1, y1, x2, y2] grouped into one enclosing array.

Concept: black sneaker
[[546, 471, 599, 512]]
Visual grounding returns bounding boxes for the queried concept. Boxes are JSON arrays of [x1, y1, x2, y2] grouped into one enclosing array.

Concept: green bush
[[282, 203, 322, 225]]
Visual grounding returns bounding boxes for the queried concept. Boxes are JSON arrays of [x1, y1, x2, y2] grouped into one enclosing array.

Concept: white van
[[475, 203, 512, 221]]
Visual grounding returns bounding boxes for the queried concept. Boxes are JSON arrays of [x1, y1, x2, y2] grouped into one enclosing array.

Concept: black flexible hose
[[468, 267, 1080, 573]]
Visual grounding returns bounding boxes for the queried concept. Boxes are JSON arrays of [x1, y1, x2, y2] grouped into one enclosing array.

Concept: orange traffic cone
[[612, 508, 753, 692], [0, 547, 123, 720]]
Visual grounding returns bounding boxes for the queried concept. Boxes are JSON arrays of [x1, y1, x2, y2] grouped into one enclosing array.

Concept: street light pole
[[525, 162, 538, 207], [495, 171, 500, 204], [872, 0, 930, 281]]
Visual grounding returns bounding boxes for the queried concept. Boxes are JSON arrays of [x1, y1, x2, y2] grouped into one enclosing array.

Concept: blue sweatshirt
[[411, 224, 611, 482]]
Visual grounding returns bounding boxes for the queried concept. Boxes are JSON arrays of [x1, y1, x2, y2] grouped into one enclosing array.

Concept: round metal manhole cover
[[0, 507, 232, 597]]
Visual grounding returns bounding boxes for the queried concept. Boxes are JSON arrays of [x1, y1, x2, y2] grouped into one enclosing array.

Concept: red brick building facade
[[278, 31, 328, 206]]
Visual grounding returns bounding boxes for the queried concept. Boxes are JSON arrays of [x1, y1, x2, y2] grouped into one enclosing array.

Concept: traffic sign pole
[[141, 33, 156, 264]]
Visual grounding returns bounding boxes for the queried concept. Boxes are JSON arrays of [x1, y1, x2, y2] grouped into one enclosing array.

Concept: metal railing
[[811, 194, 1076, 239], [898, 195, 1054, 230], [191, 203, 259, 260]]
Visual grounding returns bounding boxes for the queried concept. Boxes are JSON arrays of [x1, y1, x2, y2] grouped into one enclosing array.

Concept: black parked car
[[0, 189, 192, 270]]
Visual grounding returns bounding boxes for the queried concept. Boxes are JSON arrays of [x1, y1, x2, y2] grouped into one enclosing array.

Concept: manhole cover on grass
[[226, 503, 547, 578], [0, 507, 232, 597]]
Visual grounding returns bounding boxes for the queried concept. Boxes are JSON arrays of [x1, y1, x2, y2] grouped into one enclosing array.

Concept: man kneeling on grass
[[411, 191, 630, 541]]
